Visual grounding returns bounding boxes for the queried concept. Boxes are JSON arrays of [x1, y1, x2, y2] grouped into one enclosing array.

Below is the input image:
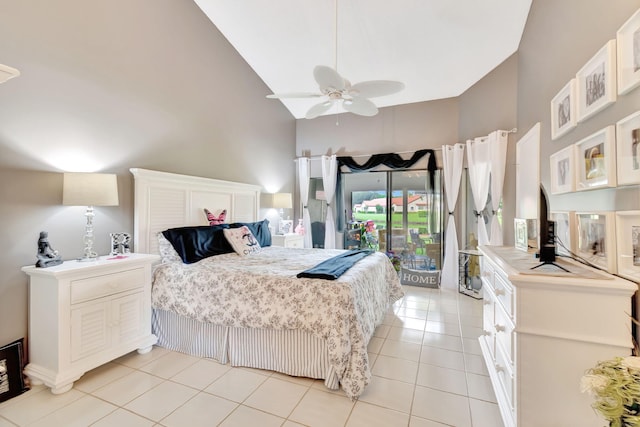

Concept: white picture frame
[[615, 210, 640, 283], [278, 219, 293, 235], [550, 211, 576, 257], [576, 40, 617, 122], [549, 145, 576, 194], [514, 218, 536, 252], [617, 7, 640, 95], [616, 110, 640, 186], [574, 125, 617, 191], [575, 211, 617, 273], [550, 79, 577, 140]]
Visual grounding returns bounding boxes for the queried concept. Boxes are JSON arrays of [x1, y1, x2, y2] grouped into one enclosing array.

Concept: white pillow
[[223, 226, 261, 256], [157, 232, 182, 263]]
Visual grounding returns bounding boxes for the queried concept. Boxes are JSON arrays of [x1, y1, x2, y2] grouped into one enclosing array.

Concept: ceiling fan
[[267, 65, 405, 119], [265, 0, 403, 119]]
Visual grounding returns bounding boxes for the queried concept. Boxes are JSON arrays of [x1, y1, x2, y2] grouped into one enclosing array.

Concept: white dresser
[[478, 245, 637, 427], [22, 253, 159, 394], [271, 233, 304, 248]]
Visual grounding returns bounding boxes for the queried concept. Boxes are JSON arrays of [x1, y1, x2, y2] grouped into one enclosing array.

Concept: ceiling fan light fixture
[[267, 65, 404, 119]]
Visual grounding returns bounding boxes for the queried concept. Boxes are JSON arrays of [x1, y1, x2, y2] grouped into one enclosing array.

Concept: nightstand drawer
[[271, 234, 304, 248], [71, 267, 145, 304]]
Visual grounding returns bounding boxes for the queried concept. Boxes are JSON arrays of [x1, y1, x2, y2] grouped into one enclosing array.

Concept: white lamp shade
[[272, 192, 292, 209], [63, 173, 119, 206]]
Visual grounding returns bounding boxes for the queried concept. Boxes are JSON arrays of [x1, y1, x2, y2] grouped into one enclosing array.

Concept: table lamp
[[63, 172, 119, 261]]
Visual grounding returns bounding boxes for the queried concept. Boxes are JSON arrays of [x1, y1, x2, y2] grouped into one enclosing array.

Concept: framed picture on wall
[[514, 218, 529, 252], [615, 210, 640, 282], [550, 211, 576, 257], [617, 7, 640, 95], [576, 211, 617, 273], [576, 40, 617, 122], [550, 79, 577, 140], [549, 145, 576, 194], [575, 125, 617, 191], [616, 110, 640, 186]]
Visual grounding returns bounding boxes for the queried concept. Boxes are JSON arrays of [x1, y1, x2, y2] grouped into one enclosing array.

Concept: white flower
[[620, 356, 640, 370], [580, 374, 608, 395]]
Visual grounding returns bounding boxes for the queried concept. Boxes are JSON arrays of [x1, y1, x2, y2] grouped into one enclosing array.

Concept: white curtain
[[488, 131, 509, 246], [321, 155, 337, 249], [297, 158, 312, 248], [440, 144, 465, 289], [466, 137, 491, 246]]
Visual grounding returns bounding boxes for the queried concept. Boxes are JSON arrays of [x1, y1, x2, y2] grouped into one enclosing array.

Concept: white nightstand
[[22, 253, 160, 394], [271, 233, 304, 248]]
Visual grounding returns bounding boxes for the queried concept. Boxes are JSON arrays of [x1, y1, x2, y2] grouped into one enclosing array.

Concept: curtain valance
[[336, 149, 437, 189]]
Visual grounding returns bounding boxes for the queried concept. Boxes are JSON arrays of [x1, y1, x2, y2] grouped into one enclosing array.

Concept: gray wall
[[0, 0, 296, 345], [296, 98, 459, 159], [518, 0, 640, 213]]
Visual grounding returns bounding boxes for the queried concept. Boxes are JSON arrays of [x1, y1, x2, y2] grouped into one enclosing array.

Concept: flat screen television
[[537, 184, 557, 264], [531, 184, 572, 272]]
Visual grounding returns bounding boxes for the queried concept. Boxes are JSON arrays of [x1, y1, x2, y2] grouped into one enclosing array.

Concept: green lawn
[[353, 211, 429, 232]]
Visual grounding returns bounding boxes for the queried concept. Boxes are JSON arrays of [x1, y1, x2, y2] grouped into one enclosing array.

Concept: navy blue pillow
[[162, 225, 232, 264], [228, 219, 271, 247]]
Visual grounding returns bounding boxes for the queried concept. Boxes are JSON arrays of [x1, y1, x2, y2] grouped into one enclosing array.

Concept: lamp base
[[79, 206, 99, 262]]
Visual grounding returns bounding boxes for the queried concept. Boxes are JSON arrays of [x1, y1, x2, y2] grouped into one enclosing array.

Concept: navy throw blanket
[[296, 249, 374, 280]]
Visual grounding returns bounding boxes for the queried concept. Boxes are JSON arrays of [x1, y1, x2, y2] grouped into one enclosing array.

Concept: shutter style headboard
[[130, 168, 261, 255]]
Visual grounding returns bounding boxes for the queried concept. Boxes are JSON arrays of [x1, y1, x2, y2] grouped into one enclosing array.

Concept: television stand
[[530, 260, 570, 273]]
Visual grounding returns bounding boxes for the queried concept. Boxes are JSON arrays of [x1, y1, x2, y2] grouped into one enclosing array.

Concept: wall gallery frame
[[575, 125, 617, 191], [616, 110, 640, 186], [550, 211, 576, 257], [514, 218, 536, 252], [550, 79, 577, 140], [550, 145, 576, 194], [615, 210, 640, 282], [576, 40, 617, 123], [617, 8, 640, 95], [576, 211, 616, 273]]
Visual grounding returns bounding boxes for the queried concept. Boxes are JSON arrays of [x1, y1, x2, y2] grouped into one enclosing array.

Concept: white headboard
[[130, 168, 261, 254]]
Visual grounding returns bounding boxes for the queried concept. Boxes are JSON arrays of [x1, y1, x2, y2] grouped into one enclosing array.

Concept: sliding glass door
[[343, 169, 443, 270]]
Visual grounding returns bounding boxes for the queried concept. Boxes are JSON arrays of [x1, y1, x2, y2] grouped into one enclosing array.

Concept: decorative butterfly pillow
[[223, 226, 261, 256], [204, 208, 227, 225]]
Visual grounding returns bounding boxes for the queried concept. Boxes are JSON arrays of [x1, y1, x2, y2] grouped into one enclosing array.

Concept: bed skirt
[[151, 309, 340, 390]]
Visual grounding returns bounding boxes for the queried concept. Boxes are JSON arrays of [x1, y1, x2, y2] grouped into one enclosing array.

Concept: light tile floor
[[0, 286, 504, 427]]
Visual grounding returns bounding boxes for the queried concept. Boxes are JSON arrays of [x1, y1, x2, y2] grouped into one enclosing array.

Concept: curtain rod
[[294, 128, 517, 161], [295, 148, 442, 162]]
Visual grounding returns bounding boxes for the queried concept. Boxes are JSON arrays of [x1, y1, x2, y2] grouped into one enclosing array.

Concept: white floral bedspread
[[151, 246, 404, 399]]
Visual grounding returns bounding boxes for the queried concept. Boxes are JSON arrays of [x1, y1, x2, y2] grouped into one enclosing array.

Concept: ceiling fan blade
[[305, 100, 333, 119], [313, 66, 345, 92], [343, 97, 378, 117], [266, 92, 322, 99], [349, 80, 405, 98]]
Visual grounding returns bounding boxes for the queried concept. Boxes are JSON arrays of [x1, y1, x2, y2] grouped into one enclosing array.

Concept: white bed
[[130, 168, 403, 398]]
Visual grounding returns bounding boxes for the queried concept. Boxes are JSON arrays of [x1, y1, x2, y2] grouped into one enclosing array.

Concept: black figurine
[[36, 231, 63, 268]]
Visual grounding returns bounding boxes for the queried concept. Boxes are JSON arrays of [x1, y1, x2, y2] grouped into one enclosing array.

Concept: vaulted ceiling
[[194, 0, 532, 119]]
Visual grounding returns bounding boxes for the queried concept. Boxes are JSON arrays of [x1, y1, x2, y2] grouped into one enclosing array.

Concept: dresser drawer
[[71, 268, 145, 304], [480, 256, 495, 290], [494, 304, 515, 364], [494, 272, 513, 318], [482, 287, 496, 360], [495, 343, 515, 411]]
